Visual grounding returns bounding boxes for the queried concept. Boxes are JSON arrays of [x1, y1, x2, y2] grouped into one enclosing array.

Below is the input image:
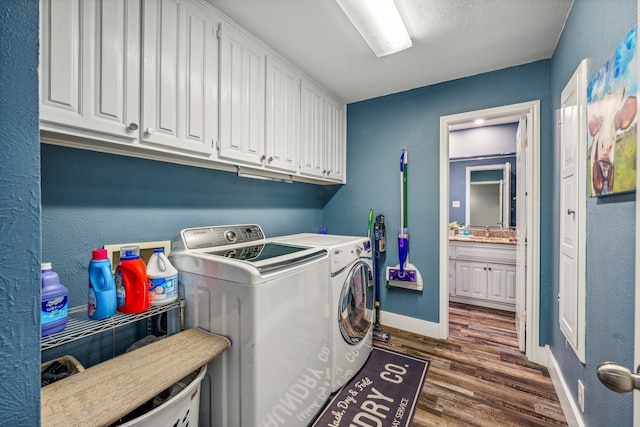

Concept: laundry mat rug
[[311, 347, 429, 427]]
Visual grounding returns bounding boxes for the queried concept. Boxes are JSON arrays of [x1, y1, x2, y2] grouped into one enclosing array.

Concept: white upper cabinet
[[300, 79, 347, 183], [40, 0, 346, 184], [300, 78, 325, 178], [324, 93, 346, 182], [218, 23, 266, 165], [141, 0, 219, 156], [265, 55, 300, 173], [40, 0, 141, 142]]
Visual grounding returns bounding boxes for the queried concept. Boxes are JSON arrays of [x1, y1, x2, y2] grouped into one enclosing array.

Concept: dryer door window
[[338, 261, 373, 344]]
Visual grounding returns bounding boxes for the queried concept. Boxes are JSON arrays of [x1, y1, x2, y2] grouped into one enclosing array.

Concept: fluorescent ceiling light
[[474, 119, 485, 125], [336, 0, 412, 57]]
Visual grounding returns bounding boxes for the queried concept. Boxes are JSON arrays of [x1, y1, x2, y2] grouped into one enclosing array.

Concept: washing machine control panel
[[182, 224, 264, 249]]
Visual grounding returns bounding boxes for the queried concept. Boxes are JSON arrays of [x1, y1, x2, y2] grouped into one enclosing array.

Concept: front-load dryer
[[169, 225, 332, 427], [273, 233, 374, 393]]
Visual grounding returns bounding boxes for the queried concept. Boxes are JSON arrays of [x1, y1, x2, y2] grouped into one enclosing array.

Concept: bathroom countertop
[[449, 235, 516, 245], [41, 328, 230, 427]]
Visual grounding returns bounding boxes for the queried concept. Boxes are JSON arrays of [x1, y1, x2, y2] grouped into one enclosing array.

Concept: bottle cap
[[119, 245, 140, 260], [92, 249, 108, 260], [41, 262, 52, 270], [153, 248, 164, 253]]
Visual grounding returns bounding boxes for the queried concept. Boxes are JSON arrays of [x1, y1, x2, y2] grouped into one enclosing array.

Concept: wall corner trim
[[379, 310, 446, 340], [546, 346, 586, 427]]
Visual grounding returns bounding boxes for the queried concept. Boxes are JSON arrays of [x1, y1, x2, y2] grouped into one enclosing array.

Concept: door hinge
[[215, 139, 220, 150], [216, 23, 222, 40]]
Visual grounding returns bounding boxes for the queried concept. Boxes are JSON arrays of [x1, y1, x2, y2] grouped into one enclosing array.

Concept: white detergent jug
[[146, 248, 178, 306]]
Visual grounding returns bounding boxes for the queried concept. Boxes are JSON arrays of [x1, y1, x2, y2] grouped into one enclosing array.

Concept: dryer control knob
[[355, 246, 362, 255], [225, 230, 237, 243]]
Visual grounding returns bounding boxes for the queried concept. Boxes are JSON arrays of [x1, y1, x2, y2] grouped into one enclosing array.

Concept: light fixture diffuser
[[336, 0, 412, 57]]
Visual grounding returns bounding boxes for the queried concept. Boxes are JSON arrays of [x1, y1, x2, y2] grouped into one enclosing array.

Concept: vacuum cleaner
[[386, 149, 424, 291], [372, 213, 390, 343]]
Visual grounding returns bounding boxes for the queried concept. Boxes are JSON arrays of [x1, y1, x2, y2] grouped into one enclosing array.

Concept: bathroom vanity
[[448, 235, 517, 311]]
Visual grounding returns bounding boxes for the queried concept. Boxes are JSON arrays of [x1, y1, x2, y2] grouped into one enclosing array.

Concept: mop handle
[[403, 150, 408, 228], [399, 150, 406, 231]]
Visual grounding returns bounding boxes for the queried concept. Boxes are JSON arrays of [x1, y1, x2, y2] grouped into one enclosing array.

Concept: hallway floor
[[373, 302, 568, 426]]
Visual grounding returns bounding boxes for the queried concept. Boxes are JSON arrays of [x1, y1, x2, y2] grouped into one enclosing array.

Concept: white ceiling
[[206, 0, 573, 104]]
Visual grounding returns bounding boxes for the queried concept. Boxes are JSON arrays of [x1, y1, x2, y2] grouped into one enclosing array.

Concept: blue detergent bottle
[[41, 262, 69, 337], [88, 249, 117, 320]]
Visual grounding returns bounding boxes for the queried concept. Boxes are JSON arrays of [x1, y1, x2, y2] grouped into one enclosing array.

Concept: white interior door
[[558, 59, 587, 363], [515, 116, 528, 352]]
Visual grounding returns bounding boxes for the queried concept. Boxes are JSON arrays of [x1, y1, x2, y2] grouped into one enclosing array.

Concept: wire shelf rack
[[41, 300, 184, 351]]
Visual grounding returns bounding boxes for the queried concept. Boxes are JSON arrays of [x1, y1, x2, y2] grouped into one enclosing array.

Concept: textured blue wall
[[0, 0, 41, 424], [40, 144, 326, 366], [550, 0, 637, 425], [323, 61, 552, 323]]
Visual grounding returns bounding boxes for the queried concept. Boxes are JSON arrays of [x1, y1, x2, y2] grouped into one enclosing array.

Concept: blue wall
[[323, 61, 552, 324], [549, 0, 637, 425], [40, 144, 327, 366], [3, 0, 638, 424], [0, 0, 41, 424]]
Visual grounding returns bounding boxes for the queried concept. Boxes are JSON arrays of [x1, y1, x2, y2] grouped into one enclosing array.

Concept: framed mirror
[[465, 163, 511, 228]]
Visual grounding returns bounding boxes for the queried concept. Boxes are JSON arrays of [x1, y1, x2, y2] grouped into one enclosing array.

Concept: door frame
[[439, 100, 544, 364]]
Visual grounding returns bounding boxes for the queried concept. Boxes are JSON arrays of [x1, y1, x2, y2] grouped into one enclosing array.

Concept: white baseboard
[[379, 309, 446, 339], [545, 347, 585, 427]]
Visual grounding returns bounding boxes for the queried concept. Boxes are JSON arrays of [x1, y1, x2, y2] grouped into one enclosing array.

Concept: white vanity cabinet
[[141, 0, 219, 156], [449, 240, 516, 311], [40, 0, 141, 144]]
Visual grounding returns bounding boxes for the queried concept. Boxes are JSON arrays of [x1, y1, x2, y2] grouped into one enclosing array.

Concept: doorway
[[439, 101, 544, 365]]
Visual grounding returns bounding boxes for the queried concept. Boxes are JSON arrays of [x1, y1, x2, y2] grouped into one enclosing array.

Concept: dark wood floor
[[374, 303, 568, 426]]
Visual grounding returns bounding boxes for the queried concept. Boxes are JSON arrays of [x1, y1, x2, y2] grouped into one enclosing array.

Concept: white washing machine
[[273, 233, 374, 393], [169, 225, 332, 427]]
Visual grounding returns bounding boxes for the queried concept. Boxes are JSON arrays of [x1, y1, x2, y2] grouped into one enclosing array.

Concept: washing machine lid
[[170, 225, 328, 281]]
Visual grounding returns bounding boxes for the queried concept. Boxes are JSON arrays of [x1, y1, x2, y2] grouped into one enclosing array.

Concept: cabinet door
[[487, 263, 517, 304], [219, 23, 266, 164], [40, 0, 140, 142], [265, 55, 300, 173], [299, 78, 325, 178], [448, 260, 456, 297], [324, 93, 346, 182], [455, 261, 487, 299], [142, 0, 218, 155]]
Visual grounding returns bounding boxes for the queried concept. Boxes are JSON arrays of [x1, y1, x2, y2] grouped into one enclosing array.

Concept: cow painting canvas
[[587, 25, 638, 197]]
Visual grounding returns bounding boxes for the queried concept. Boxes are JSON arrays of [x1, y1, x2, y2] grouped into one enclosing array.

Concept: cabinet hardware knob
[[260, 155, 266, 161], [128, 123, 139, 131], [145, 127, 155, 135], [268, 157, 273, 162]]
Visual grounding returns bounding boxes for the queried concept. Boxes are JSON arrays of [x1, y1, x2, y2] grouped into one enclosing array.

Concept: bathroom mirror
[[465, 163, 511, 228]]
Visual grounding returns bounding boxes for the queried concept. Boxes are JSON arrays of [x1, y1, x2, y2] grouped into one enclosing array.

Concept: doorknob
[[567, 209, 576, 217], [597, 362, 640, 393]]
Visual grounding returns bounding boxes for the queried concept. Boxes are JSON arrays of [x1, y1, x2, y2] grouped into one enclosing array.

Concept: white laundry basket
[[118, 364, 206, 427]]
